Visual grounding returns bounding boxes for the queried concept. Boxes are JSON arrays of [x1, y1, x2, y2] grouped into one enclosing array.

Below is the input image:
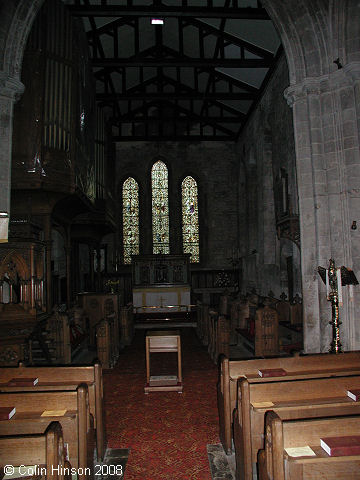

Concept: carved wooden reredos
[[0, 251, 30, 281]]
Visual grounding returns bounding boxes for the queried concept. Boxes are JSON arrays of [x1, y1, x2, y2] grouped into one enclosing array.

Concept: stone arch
[[1, 0, 43, 80], [330, 0, 360, 65], [262, 0, 331, 83]]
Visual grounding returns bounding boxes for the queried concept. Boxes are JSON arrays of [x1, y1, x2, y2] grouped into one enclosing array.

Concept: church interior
[[0, 0, 359, 479]]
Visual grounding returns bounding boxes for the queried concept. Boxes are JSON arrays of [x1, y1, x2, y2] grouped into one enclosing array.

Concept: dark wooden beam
[[67, 5, 270, 20], [86, 16, 132, 38], [200, 1, 229, 123], [206, 69, 259, 93], [185, 17, 274, 60], [112, 134, 236, 141], [114, 115, 242, 123], [82, 0, 122, 118], [235, 45, 283, 140], [92, 57, 273, 67], [96, 92, 256, 100], [151, 100, 237, 135]]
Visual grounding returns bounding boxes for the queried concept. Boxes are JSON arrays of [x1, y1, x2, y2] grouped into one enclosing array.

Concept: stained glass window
[[152, 160, 170, 254], [122, 177, 139, 264], [182, 176, 199, 263]]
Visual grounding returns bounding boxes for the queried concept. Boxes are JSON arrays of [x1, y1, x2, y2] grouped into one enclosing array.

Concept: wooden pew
[[0, 362, 106, 461], [0, 421, 71, 480], [236, 305, 279, 358], [234, 374, 360, 480], [217, 351, 360, 455], [259, 411, 360, 480], [0, 385, 94, 478], [207, 311, 230, 364]]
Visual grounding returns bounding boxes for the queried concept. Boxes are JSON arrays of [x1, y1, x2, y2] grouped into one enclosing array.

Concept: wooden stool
[[145, 330, 183, 393]]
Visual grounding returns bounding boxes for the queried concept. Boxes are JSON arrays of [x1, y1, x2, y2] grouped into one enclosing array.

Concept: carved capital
[[0, 71, 25, 102], [284, 79, 321, 106], [284, 70, 350, 106]]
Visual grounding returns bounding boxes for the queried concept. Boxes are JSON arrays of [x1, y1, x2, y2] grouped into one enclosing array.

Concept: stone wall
[[115, 141, 238, 269], [235, 53, 301, 300]]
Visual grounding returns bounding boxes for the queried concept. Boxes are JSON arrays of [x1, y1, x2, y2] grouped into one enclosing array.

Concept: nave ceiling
[[64, 0, 281, 141]]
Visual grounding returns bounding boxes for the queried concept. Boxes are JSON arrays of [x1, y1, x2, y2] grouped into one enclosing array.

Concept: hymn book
[[258, 368, 287, 378], [320, 435, 360, 456], [0, 406, 16, 420], [347, 389, 360, 401], [7, 377, 39, 386]]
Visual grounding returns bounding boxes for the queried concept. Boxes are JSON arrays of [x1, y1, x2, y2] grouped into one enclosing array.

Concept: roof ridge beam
[[68, 4, 270, 20], [92, 58, 273, 67]]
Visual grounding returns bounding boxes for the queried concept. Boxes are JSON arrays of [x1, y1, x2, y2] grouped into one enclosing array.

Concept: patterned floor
[[103, 327, 221, 479]]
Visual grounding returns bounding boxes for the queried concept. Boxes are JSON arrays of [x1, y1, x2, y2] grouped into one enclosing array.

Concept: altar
[[132, 254, 191, 314]]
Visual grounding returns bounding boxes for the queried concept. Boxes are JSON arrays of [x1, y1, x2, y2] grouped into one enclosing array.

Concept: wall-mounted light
[[351, 220, 357, 230], [151, 18, 164, 25]]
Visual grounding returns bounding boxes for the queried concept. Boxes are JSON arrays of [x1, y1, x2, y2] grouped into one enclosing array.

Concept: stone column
[[0, 73, 24, 217], [285, 63, 360, 352]]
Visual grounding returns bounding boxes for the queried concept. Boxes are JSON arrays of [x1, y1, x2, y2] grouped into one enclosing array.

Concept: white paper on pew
[[41, 409, 67, 416], [285, 446, 316, 457], [251, 401, 274, 408]]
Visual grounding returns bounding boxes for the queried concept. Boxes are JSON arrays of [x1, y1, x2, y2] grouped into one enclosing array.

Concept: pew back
[[234, 374, 360, 480], [0, 385, 94, 476], [0, 421, 66, 480], [262, 411, 360, 480], [0, 363, 106, 461], [218, 351, 360, 454]]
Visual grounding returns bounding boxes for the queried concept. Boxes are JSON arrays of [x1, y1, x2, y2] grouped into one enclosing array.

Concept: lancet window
[[151, 160, 170, 254], [122, 177, 140, 264], [181, 176, 199, 263]]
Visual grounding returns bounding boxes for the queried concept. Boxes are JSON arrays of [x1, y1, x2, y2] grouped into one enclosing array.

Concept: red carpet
[[103, 327, 220, 479]]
